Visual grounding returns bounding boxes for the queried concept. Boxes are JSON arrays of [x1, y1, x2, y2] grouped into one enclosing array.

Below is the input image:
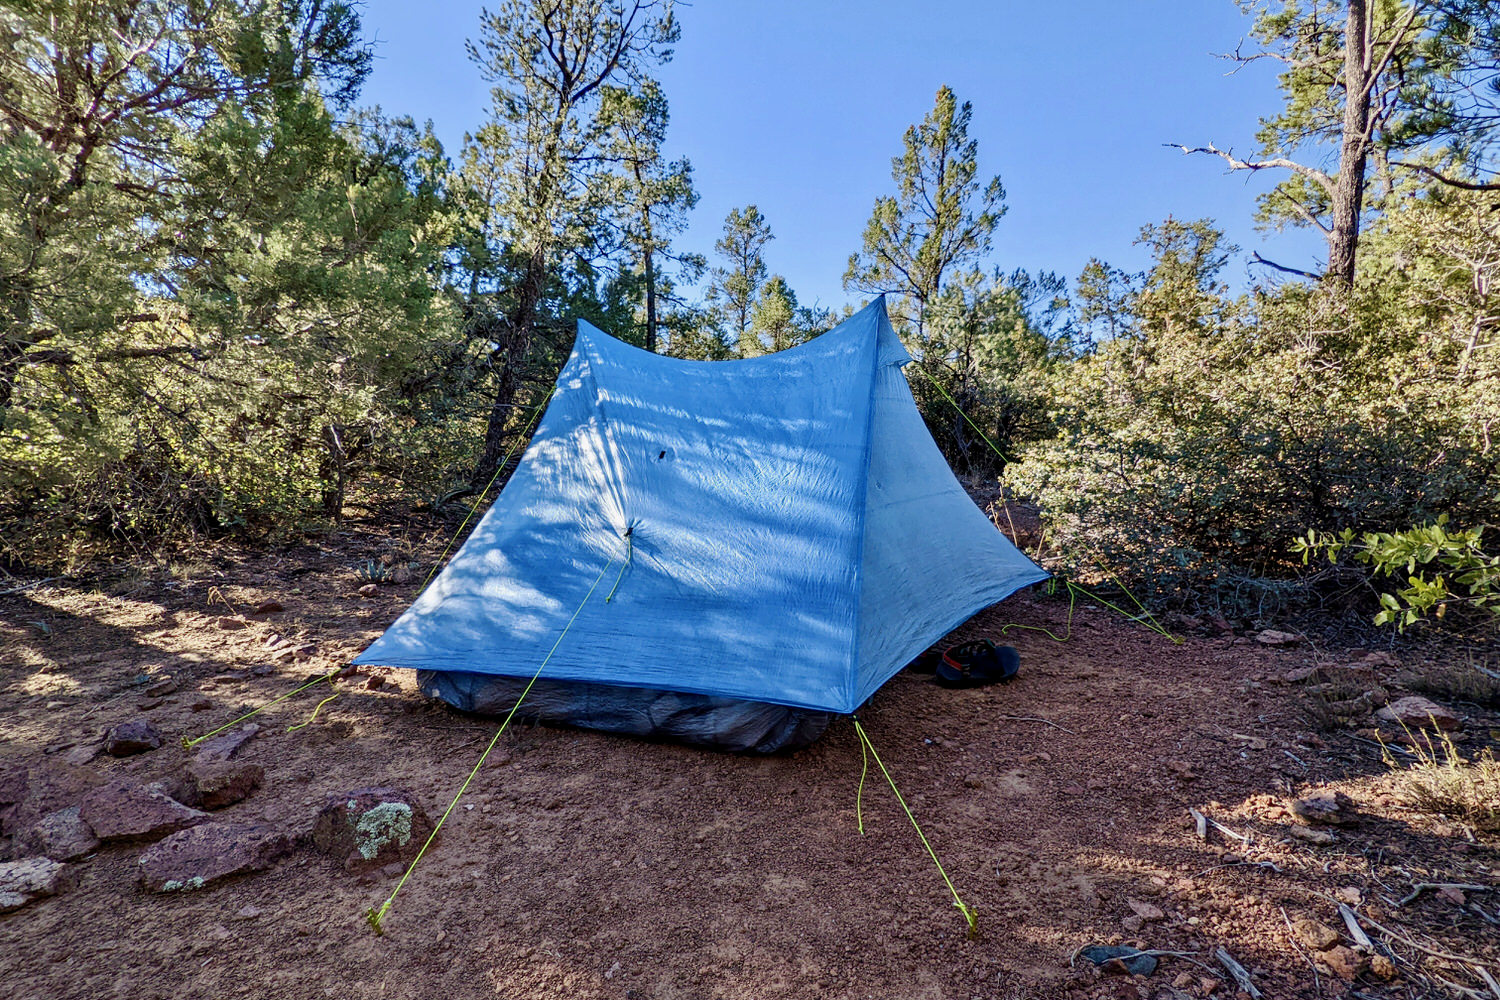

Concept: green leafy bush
[[1294, 517, 1499, 629], [1008, 212, 1500, 619]]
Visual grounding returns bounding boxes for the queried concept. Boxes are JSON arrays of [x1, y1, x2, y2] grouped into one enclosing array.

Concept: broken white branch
[[1216, 947, 1262, 999]]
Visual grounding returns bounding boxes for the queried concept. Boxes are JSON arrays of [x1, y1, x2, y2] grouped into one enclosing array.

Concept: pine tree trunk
[[644, 245, 658, 354], [1327, 0, 1371, 287], [471, 249, 547, 489]]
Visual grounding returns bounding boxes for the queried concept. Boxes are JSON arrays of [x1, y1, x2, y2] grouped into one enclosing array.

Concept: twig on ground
[[1432, 973, 1492, 999], [0, 577, 62, 596], [440, 736, 488, 759], [1188, 807, 1251, 844], [1351, 907, 1500, 969], [1337, 904, 1374, 950], [1281, 905, 1324, 997], [1216, 947, 1262, 999], [1398, 883, 1493, 906], [1195, 860, 1282, 878], [995, 715, 1076, 735]]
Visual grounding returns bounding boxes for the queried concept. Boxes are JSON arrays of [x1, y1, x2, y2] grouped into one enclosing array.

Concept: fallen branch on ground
[[996, 715, 1075, 735], [1398, 883, 1493, 907]]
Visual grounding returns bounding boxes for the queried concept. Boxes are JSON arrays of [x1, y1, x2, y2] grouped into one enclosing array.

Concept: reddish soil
[[1, 515, 1496, 1000]]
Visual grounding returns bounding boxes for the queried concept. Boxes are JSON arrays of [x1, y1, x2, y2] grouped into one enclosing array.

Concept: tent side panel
[[853, 359, 1049, 707]]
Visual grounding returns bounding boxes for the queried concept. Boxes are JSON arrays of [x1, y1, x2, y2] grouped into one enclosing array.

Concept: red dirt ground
[[1, 512, 1496, 1000]]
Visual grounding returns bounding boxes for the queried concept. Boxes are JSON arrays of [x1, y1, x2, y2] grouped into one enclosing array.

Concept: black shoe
[[934, 640, 1019, 688]]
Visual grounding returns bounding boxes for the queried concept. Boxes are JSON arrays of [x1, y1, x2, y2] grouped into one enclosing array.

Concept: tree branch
[[1398, 161, 1500, 191], [1250, 252, 1322, 280], [1168, 143, 1339, 198]]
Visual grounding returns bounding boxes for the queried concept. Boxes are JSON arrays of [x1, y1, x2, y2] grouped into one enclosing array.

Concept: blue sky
[[356, 1, 1327, 309]]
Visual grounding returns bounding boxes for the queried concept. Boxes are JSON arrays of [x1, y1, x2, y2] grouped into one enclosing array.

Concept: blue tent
[[354, 298, 1046, 737]]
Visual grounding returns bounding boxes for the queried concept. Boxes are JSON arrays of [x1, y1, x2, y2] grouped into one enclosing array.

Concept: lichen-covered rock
[[79, 781, 209, 843], [137, 823, 292, 893], [16, 806, 98, 861], [105, 720, 163, 757], [311, 788, 433, 873], [0, 856, 68, 913]]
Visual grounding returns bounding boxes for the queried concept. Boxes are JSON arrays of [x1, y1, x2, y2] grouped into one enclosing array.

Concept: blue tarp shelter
[[354, 298, 1046, 732]]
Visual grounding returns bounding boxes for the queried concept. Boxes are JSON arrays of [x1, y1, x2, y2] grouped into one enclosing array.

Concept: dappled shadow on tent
[[355, 299, 1046, 718]]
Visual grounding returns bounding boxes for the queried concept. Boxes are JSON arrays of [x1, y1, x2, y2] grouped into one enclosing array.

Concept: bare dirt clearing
[[1, 517, 1496, 1000]]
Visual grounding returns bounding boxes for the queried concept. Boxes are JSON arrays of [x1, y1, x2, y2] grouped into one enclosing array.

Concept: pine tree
[[707, 205, 773, 355], [461, 0, 678, 485], [844, 85, 1006, 347]]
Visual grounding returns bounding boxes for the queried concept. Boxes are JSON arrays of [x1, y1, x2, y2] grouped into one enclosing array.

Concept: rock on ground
[[0, 857, 68, 913], [191, 724, 262, 764], [1287, 824, 1335, 845], [1376, 696, 1462, 731], [1316, 944, 1366, 981], [1292, 916, 1341, 951], [0, 765, 103, 840], [1255, 629, 1303, 647], [105, 721, 163, 757], [1288, 791, 1356, 826], [15, 806, 99, 861], [137, 823, 292, 893], [180, 762, 264, 810], [311, 788, 434, 873], [79, 782, 209, 843], [0, 767, 29, 836]]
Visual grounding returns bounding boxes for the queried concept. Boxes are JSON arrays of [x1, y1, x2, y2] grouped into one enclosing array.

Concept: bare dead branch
[[1250, 253, 1322, 281], [1168, 143, 1339, 198]]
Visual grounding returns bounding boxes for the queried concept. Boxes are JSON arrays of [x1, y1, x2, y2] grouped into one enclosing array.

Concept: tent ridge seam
[[846, 311, 884, 714]]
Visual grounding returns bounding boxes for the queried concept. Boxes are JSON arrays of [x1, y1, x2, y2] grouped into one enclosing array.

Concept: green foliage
[[457, 0, 679, 483], [1295, 517, 1500, 628], [1382, 728, 1500, 832], [913, 268, 1067, 472], [844, 85, 1057, 470], [1009, 208, 1500, 617], [0, 3, 471, 564], [844, 85, 1005, 340], [707, 205, 774, 354]]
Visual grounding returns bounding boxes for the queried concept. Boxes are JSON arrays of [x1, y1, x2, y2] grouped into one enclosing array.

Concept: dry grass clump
[[1400, 657, 1500, 710], [1384, 730, 1500, 832]]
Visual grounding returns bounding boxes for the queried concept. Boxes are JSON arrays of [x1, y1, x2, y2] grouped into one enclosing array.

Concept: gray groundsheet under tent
[[419, 671, 832, 753], [356, 298, 1047, 750]]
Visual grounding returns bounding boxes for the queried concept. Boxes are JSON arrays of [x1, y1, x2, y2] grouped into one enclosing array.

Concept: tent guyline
[[992, 578, 1176, 645], [851, 717, 979, 939], [180, 669, 342, 750], [415, 390, 555, 597], [286, 688, 340, 733], [365, 549, 623, 936], [914, 363, 1177, 644]]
